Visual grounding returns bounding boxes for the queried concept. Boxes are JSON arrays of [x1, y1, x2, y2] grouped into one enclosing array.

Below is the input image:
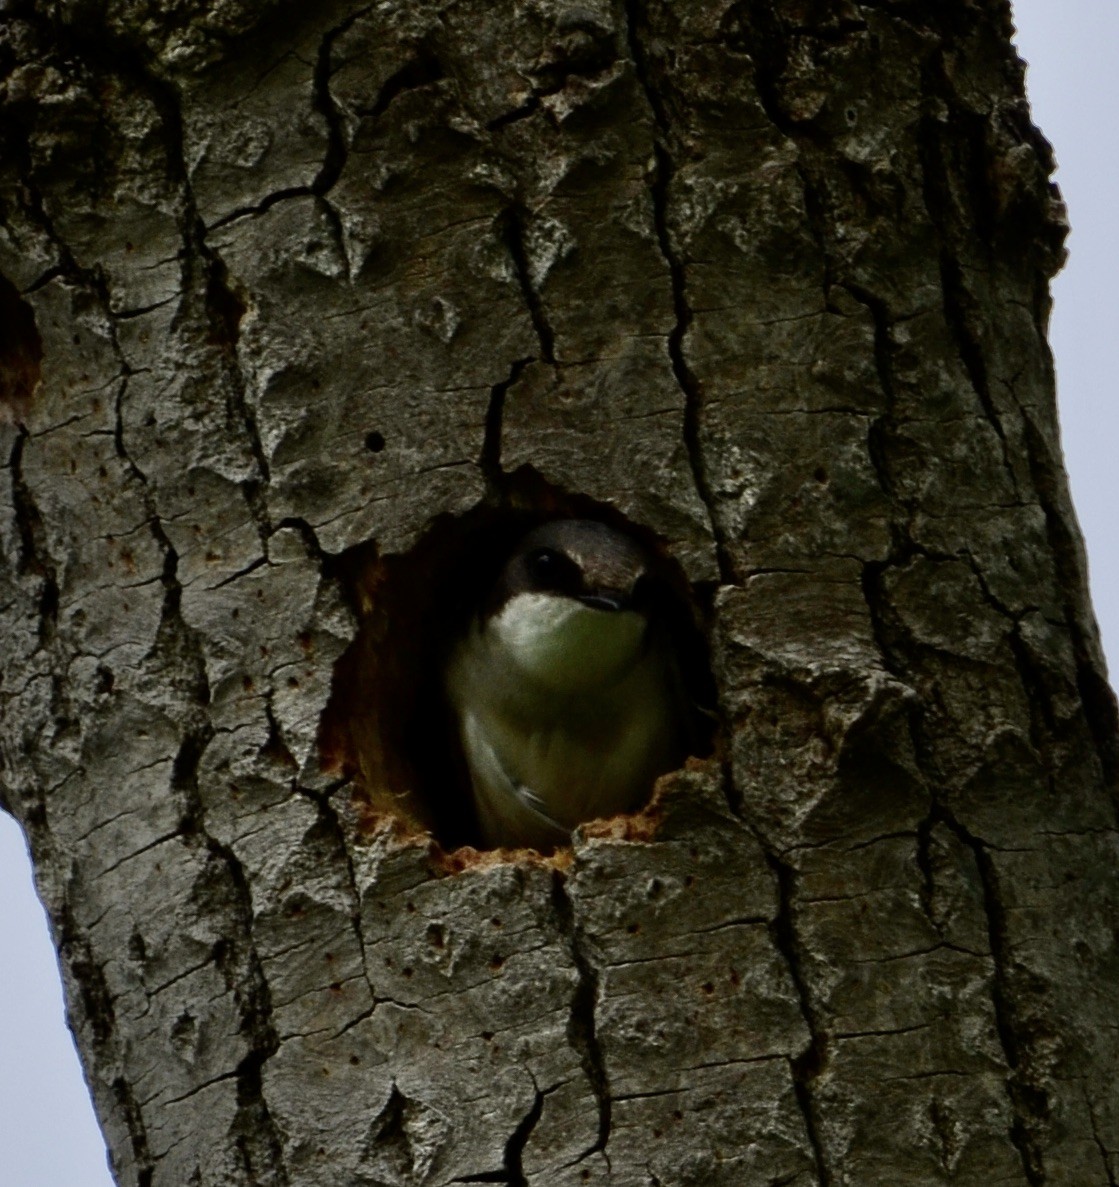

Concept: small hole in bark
[[318, 474, 717, 853], [814, 466, 828, 483], [364, 430, 386, 453], [427, 923, 445, 948]]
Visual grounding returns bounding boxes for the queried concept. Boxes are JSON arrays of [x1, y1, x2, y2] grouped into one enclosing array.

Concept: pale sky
[[0, 4, 1114, 1183]]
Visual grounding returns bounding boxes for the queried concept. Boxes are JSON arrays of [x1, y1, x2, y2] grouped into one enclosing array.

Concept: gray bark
[[1, 1, 1117, 1185]]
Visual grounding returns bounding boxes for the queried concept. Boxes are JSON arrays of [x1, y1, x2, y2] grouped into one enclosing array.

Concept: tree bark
[[1, 1, 1116, 1184]]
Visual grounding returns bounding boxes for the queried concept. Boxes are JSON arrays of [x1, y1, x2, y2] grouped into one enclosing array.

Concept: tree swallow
[[444, 519, 689, 850]]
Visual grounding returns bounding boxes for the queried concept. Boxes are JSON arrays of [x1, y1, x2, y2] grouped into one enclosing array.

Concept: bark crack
[[1019, 411, 1119, 794], [21, 16, 276, 548], [915, 812, 938, 931], [481, 355, 534, 494], [200, 253, 271, 518], [623, 0, 735, 585], [359, 39, 445, 122], [915, 52, 1021, 498], [964, 552, 1063, 752], [500, 207, 556, 365], [309, 9, 366, 196], [861, 553, 1057, 1185], [836, 281, 904, 511], [444, 1076, 550, 1187], [175, 722, 292, 1186], [56, 879, 157, 1187], [112, 1075, 156, 1187], [8, 426, 60, 646], [292, 775, 377, 1007], [485, 24, 619, 132], [502, 1082, 546, 1187], [688, 751, 834, 1181], [551, 870, 612, 1171], [1084, 1083, 1119, 1187], [765, 852, 832, 1187], [101, 45, 274, 544], [207, 6, 367, 233], [931, 804, 1049, 1186]]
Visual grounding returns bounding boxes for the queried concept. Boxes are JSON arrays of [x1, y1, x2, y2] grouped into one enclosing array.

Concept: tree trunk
[[1, 1, 1116, 1184]]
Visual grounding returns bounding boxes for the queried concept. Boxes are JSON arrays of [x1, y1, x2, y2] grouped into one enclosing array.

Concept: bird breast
[[486, 592, 648, 693], [445, 596, 680, 845]]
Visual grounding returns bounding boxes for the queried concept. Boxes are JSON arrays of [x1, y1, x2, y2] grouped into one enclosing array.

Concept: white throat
[[488, 592, 647, 692]]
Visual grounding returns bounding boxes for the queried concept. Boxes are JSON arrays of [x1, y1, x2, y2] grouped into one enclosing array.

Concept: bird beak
[[579, 591, 628, 612]]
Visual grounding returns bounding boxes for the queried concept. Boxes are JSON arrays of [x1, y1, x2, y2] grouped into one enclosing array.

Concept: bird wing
[[458, 708, 571, 849]]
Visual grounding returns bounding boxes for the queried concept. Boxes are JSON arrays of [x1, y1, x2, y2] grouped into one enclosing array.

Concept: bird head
[[482, 519, 657, 692]]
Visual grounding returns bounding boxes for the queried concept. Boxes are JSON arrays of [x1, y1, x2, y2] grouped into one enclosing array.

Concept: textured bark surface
[[1, 1, 1117, 1184]]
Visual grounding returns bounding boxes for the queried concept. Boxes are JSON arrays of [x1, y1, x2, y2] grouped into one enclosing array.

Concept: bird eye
[[526, 547, 570, 590]]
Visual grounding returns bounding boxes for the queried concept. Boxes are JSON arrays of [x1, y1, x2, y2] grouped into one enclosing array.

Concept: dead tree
[[1, 1, 1116, 1183]]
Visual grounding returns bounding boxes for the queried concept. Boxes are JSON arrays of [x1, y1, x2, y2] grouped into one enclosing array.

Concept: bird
[[443, 518, 689, 850]]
